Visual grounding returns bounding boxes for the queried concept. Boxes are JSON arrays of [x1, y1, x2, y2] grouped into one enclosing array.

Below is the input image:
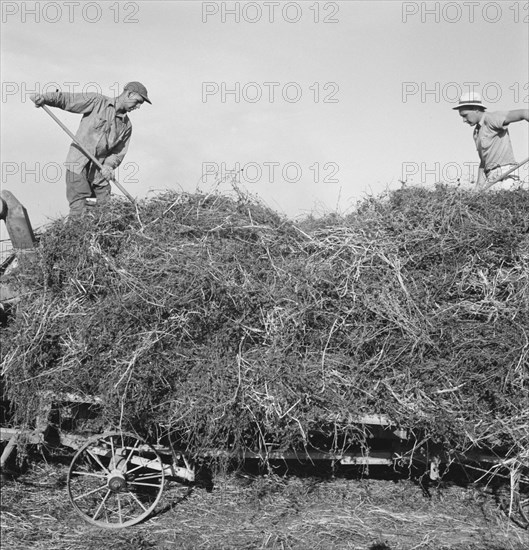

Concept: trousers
[[66, 163, 111, 217], [478, 164, 524, 191]]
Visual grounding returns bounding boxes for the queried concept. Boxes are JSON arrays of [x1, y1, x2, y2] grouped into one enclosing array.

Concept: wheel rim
[[67, 431, 165, 528]]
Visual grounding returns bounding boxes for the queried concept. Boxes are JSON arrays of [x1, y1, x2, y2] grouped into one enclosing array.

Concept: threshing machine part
[[0, 190, 37, 250]]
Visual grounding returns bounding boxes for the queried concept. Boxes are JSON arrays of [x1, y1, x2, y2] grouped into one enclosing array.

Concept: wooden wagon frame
[[1, 391, 527, 530]]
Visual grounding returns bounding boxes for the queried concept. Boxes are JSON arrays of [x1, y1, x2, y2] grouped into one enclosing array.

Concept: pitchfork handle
[[482, 157, 529, 191], [40, 104, 136, 205]]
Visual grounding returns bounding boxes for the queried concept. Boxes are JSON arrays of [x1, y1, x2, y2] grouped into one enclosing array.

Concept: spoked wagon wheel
[[67, 431, 165, 528]]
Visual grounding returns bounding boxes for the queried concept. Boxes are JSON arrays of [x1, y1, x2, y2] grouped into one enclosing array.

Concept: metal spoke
[[124, 439, 140, 466], [72, 471, 107, 479], [87, 449, 110, 474], [110, 436, 116, 470], [127, 491, 148, 512], [117, 493, 123, 524], [73, 483, 107, 502], [117, 496, 136, 520], [103, 500, 110, 523], [126, 458, 159, 476], [92, 490, 111, 521], [130, 473, 165, 482], [129, 480, 162, 488]]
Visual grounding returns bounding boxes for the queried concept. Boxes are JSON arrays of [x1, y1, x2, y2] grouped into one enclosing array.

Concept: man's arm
[[103, 128, 133, 170], [504, 109, 529, 125], [30, 92, 102, 114]]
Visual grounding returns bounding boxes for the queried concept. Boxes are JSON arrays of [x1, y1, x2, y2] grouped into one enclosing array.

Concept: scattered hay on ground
[[1, 460, 528, 550]]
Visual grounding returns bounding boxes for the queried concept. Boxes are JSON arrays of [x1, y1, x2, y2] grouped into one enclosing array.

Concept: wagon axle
[[107, 471, 127, 493]]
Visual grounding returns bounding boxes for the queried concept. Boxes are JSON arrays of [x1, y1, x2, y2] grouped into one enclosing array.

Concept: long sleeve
[[42, 92, 133, 175], [42, 92, 103, 115]]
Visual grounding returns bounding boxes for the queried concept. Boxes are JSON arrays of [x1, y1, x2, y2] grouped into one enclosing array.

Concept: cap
[[452, 92, 486, 110], [124, 82, 152, 105]]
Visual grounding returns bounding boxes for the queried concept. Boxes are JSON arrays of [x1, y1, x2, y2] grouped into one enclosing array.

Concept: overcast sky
[[1, 0, 528, 232]]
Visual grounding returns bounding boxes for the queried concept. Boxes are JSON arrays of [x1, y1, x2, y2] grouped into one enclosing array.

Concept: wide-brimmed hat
[[124, 82, 152, 104], [452, 92, 486, 110]]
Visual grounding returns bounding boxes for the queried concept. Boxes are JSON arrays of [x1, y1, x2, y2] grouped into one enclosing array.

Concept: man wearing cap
[[30, 82, 151, 217], [453, 92, 528, 191]]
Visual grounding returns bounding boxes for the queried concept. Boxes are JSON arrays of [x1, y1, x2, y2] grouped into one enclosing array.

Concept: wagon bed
[[1, 391, 527, 530]]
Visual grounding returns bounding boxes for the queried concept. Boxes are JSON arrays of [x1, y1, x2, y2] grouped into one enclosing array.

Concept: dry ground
[[1, 457, 528, 550]]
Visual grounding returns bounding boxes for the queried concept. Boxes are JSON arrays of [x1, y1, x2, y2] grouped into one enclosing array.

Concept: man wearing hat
[[453, 92, 528, 190], [30, 82, 151, 216]]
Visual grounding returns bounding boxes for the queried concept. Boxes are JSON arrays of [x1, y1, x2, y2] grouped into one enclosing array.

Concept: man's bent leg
[[66, 168, 92, 217], [88, 164, 112, 206], [93, 177, 112, 206]]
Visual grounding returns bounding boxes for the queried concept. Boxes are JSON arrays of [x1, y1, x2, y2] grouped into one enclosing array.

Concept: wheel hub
[[107, 470, 127, 492]]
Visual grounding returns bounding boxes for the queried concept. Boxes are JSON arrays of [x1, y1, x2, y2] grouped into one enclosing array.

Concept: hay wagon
[[1, 390, 527, 530], [1, 190, 528, 530]]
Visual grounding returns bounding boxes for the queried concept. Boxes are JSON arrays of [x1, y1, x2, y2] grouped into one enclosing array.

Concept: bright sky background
[[1, 0, 528, 232]]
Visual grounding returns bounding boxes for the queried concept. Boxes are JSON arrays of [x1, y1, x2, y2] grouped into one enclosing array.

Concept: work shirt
[[473, 111, 516, 173], [42, 92, 132, 174]]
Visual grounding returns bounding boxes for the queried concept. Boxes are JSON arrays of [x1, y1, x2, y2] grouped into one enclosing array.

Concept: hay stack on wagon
[[2, 185, 528, 460]]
